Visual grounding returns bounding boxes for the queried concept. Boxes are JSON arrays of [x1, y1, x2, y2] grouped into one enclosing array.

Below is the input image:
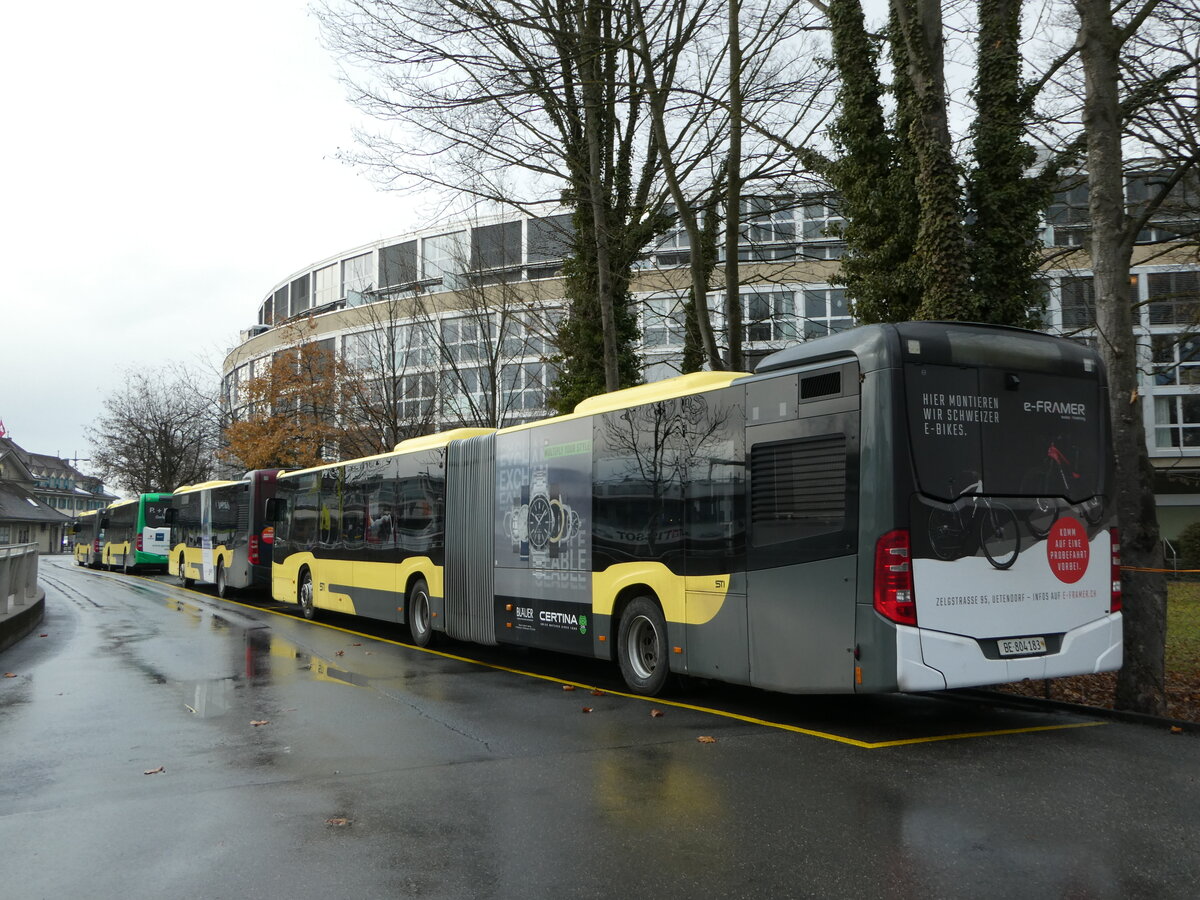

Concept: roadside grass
[[1167, 581, 1200, 680], [994, 582, 1200, 722]]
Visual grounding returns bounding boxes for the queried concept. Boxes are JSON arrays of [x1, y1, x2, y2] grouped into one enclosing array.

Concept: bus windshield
[[904, 344, 1104, 503]]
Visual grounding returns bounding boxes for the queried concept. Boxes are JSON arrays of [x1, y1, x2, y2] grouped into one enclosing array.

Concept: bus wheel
[[215, 561, 228, 599], [178, 554, 194, 588], [617, 597, 670, 696], [298, 570, 317, 620], [407, 578, 433, 648]]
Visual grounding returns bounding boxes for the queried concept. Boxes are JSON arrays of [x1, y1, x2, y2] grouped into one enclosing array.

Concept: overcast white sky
[[0, 1, 418, 470]]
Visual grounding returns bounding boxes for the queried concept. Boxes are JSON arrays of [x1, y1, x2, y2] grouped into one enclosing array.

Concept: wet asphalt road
[[3, 557, 1199, 899]]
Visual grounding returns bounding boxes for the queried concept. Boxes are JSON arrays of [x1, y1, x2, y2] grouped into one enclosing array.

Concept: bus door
[[744, 365, 861, 693]]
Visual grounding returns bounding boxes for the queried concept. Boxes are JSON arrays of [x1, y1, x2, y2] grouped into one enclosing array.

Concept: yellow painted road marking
[[102, 568, 1110, 750]]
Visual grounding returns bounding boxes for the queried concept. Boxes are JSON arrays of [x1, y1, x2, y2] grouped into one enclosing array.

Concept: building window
[[379, 241, 418, 289], [342, 253, 373, 297], [799, 197, 846, 259], [290, 274, 311, 317], [1154, 394, 1200, 448], [801, 288, 853, 338], [1045, 179, 1090, 247], [313, 263, 339, 307], [654, 205, 691, 267], [400, 372, 439, 421], [527, 215, 573, 278], [745, 290, 797, 343], [741, 197, 798, 262], [273, 286, 288, 322], [1148, 271, 1200, 326], [423, 232, 467, 283], [643, 295, 688, 349], [471, 222, 522, 272], [1152, 334, 1200, 386], [501, 362, 550, 415], [440, 315, 489, 365]]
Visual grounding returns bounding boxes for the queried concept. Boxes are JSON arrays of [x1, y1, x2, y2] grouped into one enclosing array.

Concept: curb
[[951, 687, 1200, 734], [0, 589, 46, 654]]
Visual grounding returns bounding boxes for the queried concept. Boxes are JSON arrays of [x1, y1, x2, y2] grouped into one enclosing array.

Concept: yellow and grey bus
[[71, 509, 102, 567], [270, 322, 1121, 696], [169, 470, 283, 598], [100, 493, 173, 572]]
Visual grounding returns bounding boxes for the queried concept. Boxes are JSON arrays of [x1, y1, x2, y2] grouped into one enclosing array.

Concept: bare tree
[[88, 365, 219, 495], [1072, 0, 1199, 715]]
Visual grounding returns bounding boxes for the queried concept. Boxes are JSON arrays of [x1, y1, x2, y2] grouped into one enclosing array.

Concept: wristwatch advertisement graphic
[[506, 465, 581, 567]]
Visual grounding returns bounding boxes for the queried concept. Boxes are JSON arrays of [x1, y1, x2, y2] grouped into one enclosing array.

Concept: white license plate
[[998, 636, 1047, 657]]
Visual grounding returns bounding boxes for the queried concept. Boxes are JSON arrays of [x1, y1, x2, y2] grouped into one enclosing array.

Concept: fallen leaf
[[590, 689, 605, 696], [581, 706, 593, 713], [1170, 726, 1183, 734], [3, 673, 15, 678], [250, 720, 270, 727], [39, 633, 48, 638], [336, 650, 344, 657], [697, 735, 717, 744], [650, 709, 664, 718], [351, 643, 362, 647], [562, 684, 576, 691], [144, 766, 165, 775], [325, 816, 351, 827]]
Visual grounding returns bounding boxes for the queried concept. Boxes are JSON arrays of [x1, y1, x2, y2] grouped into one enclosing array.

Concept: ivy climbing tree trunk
[[889, 0, 975, 320]]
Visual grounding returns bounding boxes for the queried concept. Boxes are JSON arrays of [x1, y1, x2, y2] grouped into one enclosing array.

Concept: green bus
[[100, 493, 173, 572]]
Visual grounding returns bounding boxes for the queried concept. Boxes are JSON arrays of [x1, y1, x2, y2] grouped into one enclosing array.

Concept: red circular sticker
[[1047, 516, 1090, 584]]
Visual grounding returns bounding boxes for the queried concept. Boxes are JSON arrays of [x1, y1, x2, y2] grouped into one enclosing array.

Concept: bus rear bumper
[[896, 614, 1123, 692]]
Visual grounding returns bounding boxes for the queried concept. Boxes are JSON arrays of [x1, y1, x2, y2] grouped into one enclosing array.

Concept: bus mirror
[[266, 498, 286, 521], [100, 517, 110, 528], [164, 507, 178, 525]]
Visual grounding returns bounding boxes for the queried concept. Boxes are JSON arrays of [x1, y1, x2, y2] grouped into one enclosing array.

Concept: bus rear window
[[906, 363, 1104, 502], [144, 503, 171, 528]]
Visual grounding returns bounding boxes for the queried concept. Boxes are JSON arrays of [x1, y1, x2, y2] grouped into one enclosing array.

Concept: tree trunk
[[724, 0, 744, 371], [890, 0, 974, 319], [580, 0, 620, 392], [1077, 0, 1167, 715]]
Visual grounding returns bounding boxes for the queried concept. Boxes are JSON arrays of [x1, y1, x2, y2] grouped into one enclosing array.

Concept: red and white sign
[[1047, 516, 1090, 584]]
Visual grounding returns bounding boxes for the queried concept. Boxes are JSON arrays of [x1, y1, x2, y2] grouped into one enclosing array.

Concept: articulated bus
[[169, 470, 283, 597], [270, 322, 1121, 696], [100, 493, 173, 572], [71, 510, 102, 567]]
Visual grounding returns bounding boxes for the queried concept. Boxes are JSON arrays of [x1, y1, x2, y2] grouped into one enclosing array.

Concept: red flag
[[0, 419, 6, 438]]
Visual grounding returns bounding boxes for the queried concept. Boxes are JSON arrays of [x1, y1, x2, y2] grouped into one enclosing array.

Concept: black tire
[[178, 554, 194, 588], [927, 506, 964, 561], [298, 569, 317, 620], [617, 596, 671, 696], [980, 503, 1021, 570], [215, 561, 228, 599], [1027, 497, 1057, 539], [407, 578, 433, 647]]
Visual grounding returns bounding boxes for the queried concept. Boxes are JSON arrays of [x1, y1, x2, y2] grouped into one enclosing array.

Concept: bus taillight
[[248, 535, 259, 566], [874, 530, 917, 626], [136, 534, 143, 551], [1110, 528, 1122, 613], [93, 539, 100, 553]]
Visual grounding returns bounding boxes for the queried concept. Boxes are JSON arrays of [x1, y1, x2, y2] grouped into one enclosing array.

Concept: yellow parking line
[[124, 571, 1111, 749]]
